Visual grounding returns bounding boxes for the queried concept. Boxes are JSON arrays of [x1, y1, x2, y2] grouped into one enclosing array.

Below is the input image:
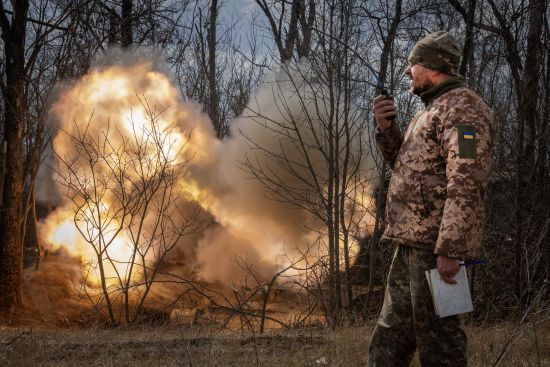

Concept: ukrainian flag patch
[[457, 124, 477, 159]]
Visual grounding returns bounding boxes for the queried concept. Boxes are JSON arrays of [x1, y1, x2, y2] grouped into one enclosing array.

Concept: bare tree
[[0, 1, 95, 316], [0, 0, 29, 317], [358, 0, 404, 315], [239, 0, 385, 325], [121, 0, 133, 47], [177, 1, 268, 138], [53, 103, 203, 324], [446, 0, 547, 309], [255, 0, 315, 62], [206, 0, 221, 137]]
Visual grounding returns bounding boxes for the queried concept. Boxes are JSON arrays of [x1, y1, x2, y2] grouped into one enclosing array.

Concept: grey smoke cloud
[[37, 51, 375, 289]]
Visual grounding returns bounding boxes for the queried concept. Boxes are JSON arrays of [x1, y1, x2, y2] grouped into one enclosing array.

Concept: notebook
[[425, 264, 473, 318]]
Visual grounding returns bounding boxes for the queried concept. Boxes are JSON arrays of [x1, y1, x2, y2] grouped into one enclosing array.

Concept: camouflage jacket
[[375, 84, 494, 259]]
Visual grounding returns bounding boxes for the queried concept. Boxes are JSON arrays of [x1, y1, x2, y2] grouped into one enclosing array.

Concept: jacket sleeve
[[434, 96, 494, 259], [374, 121, 404, 170]]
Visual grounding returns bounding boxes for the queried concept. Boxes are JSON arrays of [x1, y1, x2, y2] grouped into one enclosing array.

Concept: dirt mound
[[20, 253, 93, 328]]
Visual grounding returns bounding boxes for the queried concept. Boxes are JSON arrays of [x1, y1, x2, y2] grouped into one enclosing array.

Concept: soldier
[[368, 31, 494, 366]]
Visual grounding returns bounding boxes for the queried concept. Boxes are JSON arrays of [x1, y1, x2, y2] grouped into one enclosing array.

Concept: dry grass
[[0, 319, 548, 366], [15, 255, 547, 365]]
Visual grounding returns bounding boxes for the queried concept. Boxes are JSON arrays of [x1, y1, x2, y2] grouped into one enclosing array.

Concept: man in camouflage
[[367, 31, 494, 366]]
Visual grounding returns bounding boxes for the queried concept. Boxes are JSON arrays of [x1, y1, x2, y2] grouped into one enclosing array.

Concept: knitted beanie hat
[[408, 31, 462, 76]]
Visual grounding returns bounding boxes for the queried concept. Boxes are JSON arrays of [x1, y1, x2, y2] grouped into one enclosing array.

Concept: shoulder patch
[[457, 124, 477, 159]]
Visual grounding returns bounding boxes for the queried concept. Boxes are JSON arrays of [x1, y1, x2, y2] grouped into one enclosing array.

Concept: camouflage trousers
[[367, 244, 467, 366]]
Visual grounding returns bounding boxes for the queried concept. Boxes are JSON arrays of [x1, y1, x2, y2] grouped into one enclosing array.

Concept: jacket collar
[[420, 76, 466, 106]]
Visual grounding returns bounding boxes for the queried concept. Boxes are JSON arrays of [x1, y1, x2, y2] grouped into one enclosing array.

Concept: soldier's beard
[[411, 79, 435, 96]]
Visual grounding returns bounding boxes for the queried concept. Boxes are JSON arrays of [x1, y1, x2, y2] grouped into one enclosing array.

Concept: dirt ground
[[0, 319, 548, 367], [4, 255, 547, 366]]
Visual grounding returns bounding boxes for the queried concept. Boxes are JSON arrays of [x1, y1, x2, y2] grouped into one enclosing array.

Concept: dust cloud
[[34, 50, 375, 294]]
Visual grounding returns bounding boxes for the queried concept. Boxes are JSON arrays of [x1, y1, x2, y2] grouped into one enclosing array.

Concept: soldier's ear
[[426, 68, 441, 78], [429, 69, 450, 84]]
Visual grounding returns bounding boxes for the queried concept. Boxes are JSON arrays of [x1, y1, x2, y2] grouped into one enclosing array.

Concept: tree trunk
[[207, 0, 221, 137], [121, 0, 133, 48], [514, 0, 544, 303], [0, 0, 29, 318], [298, 0, 314, 58], [539, 35, 550, 188], [107, 7, 119, 46], [255, 0, 303, 63], [335, 0, 354, 311], [458, 0, 476, 79], [281, 0, 300, 62], [368, 0, 401, 309]]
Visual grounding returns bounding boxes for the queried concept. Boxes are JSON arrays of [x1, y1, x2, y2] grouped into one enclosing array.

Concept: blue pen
[[460, 259, 488, 267]]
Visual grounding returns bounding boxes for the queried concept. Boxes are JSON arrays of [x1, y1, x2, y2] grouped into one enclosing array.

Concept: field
[[1, 319, 548, 366], [1, 255, 545, 366]]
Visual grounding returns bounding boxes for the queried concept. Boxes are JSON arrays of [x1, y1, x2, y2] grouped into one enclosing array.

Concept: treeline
[[0, 0, 548, 324]]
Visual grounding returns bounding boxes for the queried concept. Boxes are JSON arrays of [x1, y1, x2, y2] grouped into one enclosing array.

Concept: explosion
[[39, 60, 217, 287], [37, 53, 376, 303]]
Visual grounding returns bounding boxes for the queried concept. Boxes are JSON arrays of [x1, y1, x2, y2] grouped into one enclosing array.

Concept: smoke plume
[[36, 50, 375, 289]]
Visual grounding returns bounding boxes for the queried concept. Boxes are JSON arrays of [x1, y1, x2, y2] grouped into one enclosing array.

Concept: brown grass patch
[[1, 319, 548, 366]]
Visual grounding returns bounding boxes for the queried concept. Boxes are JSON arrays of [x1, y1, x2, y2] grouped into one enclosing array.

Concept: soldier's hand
[[373, 94, 397, 132], [437, 255, 460, 284]]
